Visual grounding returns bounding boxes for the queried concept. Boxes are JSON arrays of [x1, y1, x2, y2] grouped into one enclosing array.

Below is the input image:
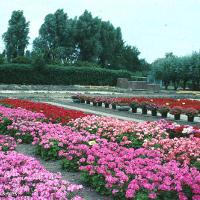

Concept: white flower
[[182, 127, 193, 134]]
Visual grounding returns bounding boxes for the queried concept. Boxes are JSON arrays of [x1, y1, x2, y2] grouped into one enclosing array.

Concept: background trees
[[32, 9, 75, 64], [2, 9, 147, 72], [2, 10, 29, 62], [152, 52, 200, 90], [2, 9, 200, 90], [75, 10, 102, 63]]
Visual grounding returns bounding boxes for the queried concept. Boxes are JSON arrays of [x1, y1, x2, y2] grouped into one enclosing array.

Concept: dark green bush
[[31, 55, 46, 71], [0, 54, 5, 64], [0, 64, 131, 85], [12, 56, 31, 64], [73, 61, 102, 68]]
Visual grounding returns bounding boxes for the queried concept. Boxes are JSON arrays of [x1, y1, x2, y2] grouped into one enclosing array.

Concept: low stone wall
[[147, 84, 160, 92], [117, 78, 160, 91], [116, 78, 129, 88], [128, 81, 148, 90]]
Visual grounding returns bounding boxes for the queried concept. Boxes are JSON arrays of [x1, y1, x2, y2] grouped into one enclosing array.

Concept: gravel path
[[16, 144, 112, 200]]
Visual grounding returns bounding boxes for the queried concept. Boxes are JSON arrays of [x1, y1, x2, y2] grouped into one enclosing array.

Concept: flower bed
[[0, 105, 45, 121], [23, 120, 200, 199], [0, 151, 83, 199], [68, 115, 169, 148], [1, 102, 200, 199], [144, 137, 200, 165], [0, 135, 16, 152], [69, 116, 200, 146], [79, 141, 200, 199], [0, 98, 89, 124]]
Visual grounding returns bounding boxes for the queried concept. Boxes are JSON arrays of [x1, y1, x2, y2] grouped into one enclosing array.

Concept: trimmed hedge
[[0, 64, 131, 85]]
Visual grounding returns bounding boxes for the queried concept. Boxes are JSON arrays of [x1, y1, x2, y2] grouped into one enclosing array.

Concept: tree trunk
[[173, 81, 179, 90], [183, 80, 187, 90]]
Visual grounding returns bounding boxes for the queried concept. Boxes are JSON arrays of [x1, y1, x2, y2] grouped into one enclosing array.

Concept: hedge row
[[0, 64, 132, 85]]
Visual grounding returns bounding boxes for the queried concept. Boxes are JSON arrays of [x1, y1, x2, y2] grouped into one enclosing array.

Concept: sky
[[1, 0, 200, 63]]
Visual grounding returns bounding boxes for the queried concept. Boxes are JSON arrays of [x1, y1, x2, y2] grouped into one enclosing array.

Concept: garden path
[[16, 144, 112, 200]]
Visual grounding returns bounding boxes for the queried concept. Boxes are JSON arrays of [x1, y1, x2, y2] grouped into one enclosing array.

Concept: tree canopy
[[2, 9, 148, 73], [152, 52, 200, 90], [2, 10, 29, 61], [33, 9, 147, 72]]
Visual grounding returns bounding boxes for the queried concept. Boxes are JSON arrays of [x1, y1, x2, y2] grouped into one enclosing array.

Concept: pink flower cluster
[[0, 151, 83, 199], [0, 135, 16, 151], [144, 136, 200, 165], [0, 105, 45, 122], [166, 122, 200, 137], [69, 116, 169, 144], [79, 141, 200, 199]]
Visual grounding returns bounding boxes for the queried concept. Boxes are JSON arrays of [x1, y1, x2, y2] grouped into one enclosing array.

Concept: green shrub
[[0, 64, 131, 85], [31, 55, 46, 71], [0, 54, 5, 64], [73, 61, 102, 68], [12, 56, 31, 64]]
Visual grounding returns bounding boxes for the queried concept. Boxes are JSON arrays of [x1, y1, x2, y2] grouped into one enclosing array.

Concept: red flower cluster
[[0, 99, 89, 124]]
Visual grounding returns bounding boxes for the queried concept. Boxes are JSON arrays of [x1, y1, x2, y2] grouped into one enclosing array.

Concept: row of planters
[[0, 104, 200, 199], [72, 95, 200, 122]]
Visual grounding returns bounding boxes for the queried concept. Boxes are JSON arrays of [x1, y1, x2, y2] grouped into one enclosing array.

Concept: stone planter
[[131, 107, 137, 113], [72, 99, 80, 103], [104, 103, 109, 108], [98, 102, 102, 107], [80, 99, 85, 103], [93, 102, 97, 106], [142, 108, 147, 115], [161, 112, 168, 118], [187, 116, 194, 122], [117, 105, 130, 111], [174, 114, 180, 120], [112, 104, 116, 110], [151, 109, 157, 116]]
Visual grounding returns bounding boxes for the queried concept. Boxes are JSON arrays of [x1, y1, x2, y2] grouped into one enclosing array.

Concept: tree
[[98, 21, 114, 66], [108, 27, 125, 69], [33, 9, 76, 64], [0, 53, 5, 64], [75, 10, 102, 62], [152, 52, 200, 90], [98, 21, 120, 67], [2, 10, 29, 61], [179, 56, 192, 90], [190, 52, 200, 90], [32, 9, 146, 72], [120, 45, 141, 71], [152, 58, 170, 89], [139, 59, 150, 72]]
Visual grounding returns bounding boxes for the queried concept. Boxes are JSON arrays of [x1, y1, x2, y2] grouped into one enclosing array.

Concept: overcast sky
[[1, 0, 200, 62]]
